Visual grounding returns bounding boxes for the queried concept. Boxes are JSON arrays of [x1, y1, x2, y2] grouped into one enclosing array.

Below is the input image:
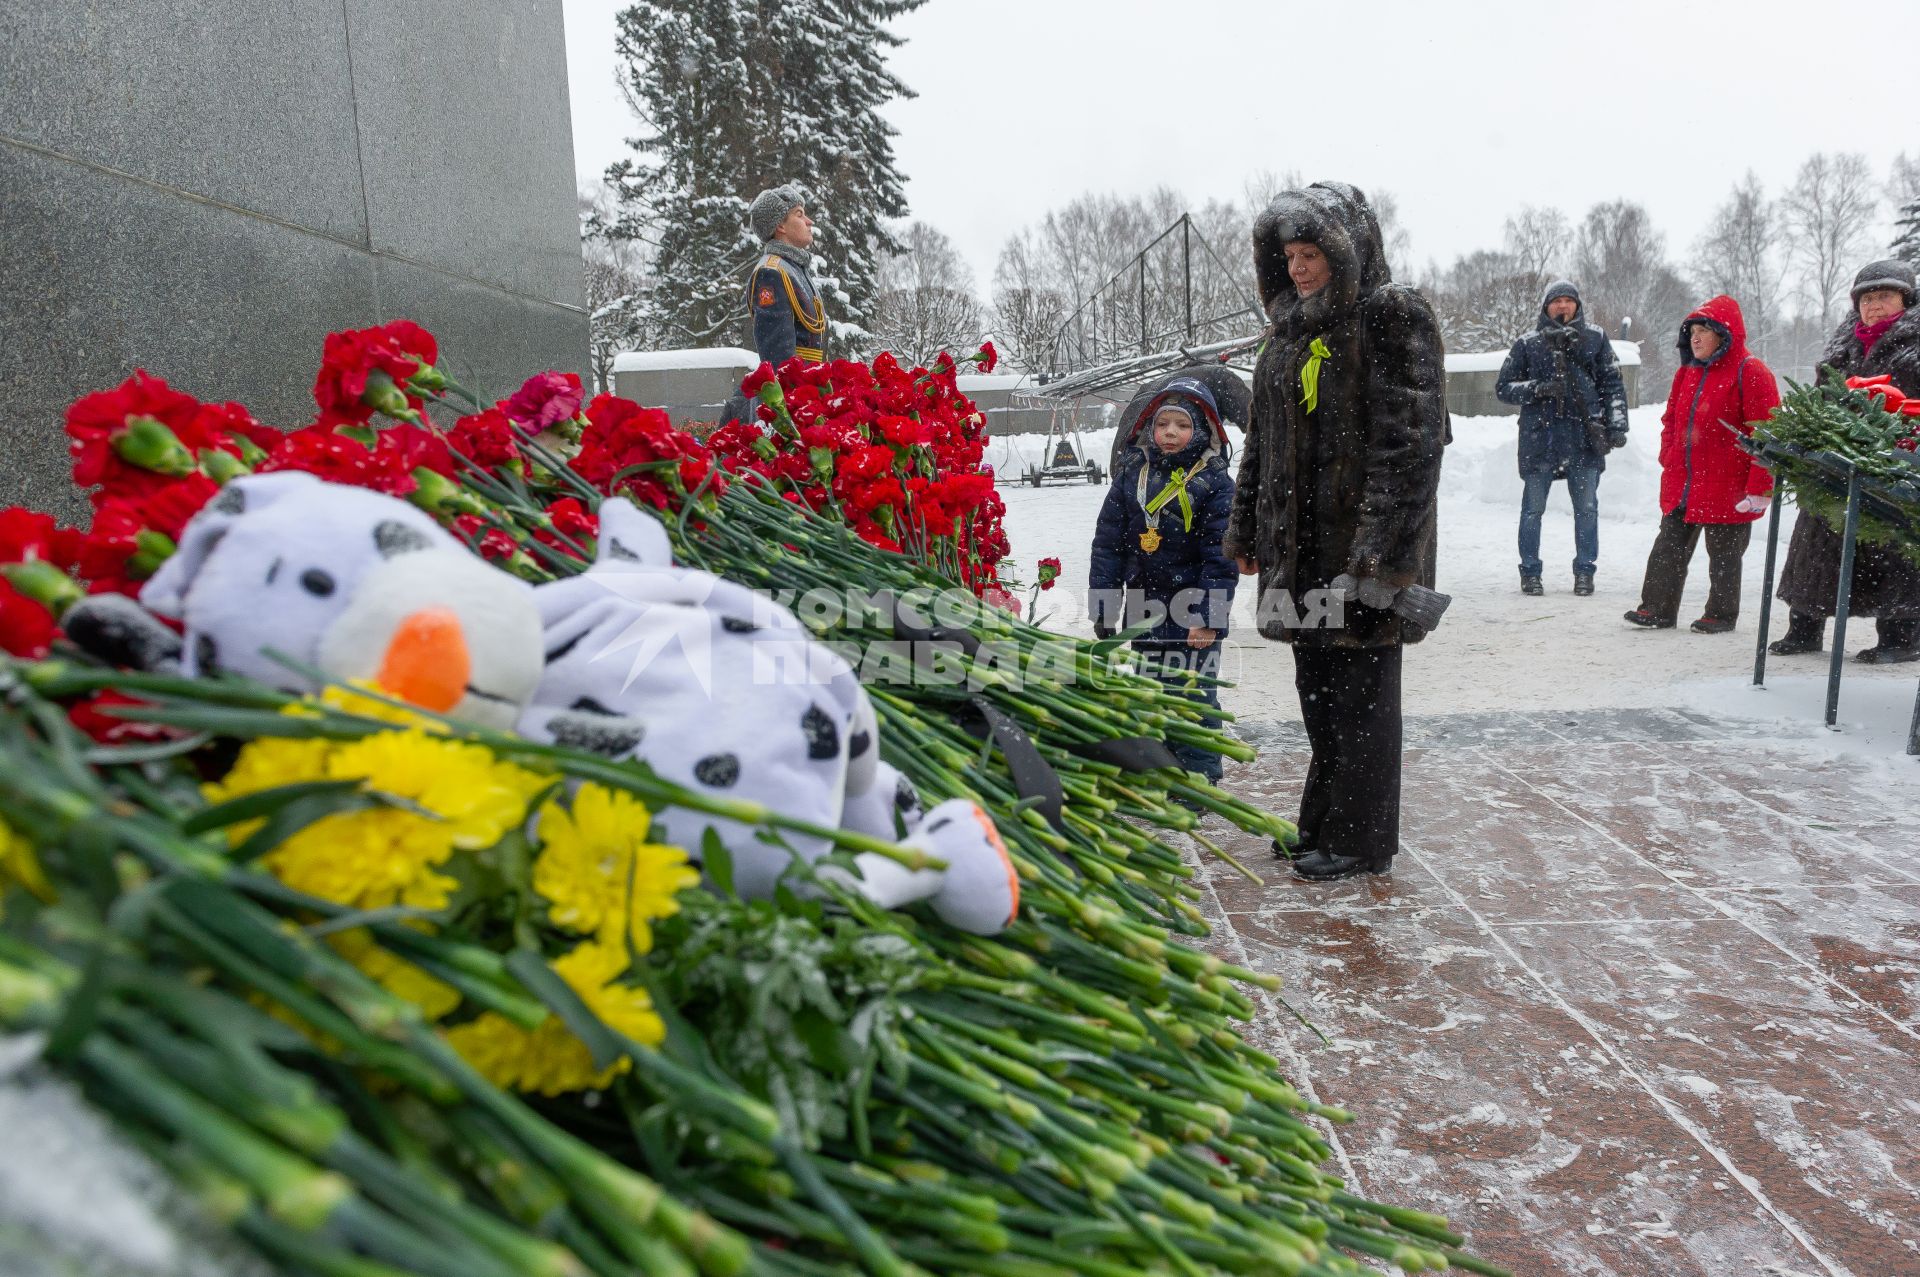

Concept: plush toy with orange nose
[[66, 471, 546, 730]]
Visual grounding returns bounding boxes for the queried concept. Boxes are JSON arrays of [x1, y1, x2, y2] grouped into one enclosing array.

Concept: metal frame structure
[[1751, 467, 1920, 756], [1016, 399, 1105, 488], [1041, 214, 1265, 382]]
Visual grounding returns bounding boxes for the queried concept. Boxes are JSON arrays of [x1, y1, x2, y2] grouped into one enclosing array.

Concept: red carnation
[[981, 585, 1019, 614], [312, 320, 440, 426], [534, 496, 599, 557], [75, 473, 220, 597], [0, 508, 83, 571], [262, 425, 422, 496], [976, 342, 999, 374], [502, 371, 584, 432], [138, 473, 220, 540], [0, 579, 57, 658], [449, 408, 523, 470], [190, 400, 279, 462], [450, 514, 520, 563], [1036, 556, 1061, 590], [66, 371, 217, 501], [380, 424, 455, 481], [741, 363, 779, 399], [67, 689, 178, 745]]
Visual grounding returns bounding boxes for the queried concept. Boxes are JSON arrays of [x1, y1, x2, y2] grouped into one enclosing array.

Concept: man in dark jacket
[[1495, 281, 1629, 596], [744, 184, 828, 368], [1773, 259, 1920, 662], [1089, 377, 1237, 782], [1223, 182, 1448, 881]]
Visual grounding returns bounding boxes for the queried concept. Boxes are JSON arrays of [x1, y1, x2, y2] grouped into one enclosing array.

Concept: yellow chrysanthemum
[[533, 785, 697, 953], [206, 725, 546, 911], [328, 928, 461, 1022], [442, 941, 663, 1096], [318, 683, 455, 733], [202, 736, 339, 810], [0, 816, 55, 911]]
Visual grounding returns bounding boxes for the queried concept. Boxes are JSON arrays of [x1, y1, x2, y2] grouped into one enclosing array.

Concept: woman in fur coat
[[1222, 183, 1447, 881], [1772, 259, 1920, 664]]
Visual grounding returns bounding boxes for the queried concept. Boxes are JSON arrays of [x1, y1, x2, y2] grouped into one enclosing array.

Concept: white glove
[[1328, 572, 1401, 611], [1735, 494, 1770, 515]]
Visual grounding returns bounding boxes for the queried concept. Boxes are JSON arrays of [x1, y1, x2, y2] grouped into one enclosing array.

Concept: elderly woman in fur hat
[[1223, 183, 1448, 882], [1771, 259, 1920, 664]]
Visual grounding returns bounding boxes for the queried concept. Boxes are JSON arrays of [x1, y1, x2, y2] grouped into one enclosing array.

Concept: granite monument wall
[[0, 0, 589, 520]]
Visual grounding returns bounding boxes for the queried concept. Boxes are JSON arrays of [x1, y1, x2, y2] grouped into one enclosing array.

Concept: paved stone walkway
[[1197, 708, 1920, 1277]]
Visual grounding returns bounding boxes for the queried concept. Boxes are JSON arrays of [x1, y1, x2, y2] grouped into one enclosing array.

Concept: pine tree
[[1894, 195, 1920, 265], [604, 0, 924, 351]]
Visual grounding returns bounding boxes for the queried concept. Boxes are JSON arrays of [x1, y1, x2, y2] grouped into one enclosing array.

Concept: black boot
[[1520, 575, 1544, 596], [1291, 850, 1386, 881], [1769, 611, 1825, 656], [1573, 572, 1594, 596], [1859, 618, 1920, 664]]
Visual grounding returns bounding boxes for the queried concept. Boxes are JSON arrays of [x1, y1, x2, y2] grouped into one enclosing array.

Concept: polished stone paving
[[1199, 709, 1920, 1276]]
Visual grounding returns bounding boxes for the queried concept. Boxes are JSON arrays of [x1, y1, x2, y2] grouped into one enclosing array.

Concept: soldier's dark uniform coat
[[747, 245, 828, 367]]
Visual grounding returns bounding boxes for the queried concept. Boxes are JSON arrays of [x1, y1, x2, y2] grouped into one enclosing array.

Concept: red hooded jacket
[[1659, 295, 1780, 524]]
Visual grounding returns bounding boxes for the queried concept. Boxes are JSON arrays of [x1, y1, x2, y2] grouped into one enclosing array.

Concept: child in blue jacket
[[1088, 376, 1238, 782]]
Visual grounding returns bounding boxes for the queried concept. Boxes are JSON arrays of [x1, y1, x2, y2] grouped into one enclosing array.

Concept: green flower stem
[[81, 1035, 354, 1234]]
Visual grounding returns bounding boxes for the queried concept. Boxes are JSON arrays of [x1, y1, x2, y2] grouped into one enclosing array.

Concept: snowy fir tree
[[603, 0, 923, 351], [1894, 194, 1920, 265]]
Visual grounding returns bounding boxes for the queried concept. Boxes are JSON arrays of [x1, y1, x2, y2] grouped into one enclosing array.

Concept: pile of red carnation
[[1, 324, 1014, 703], [709, 345, 1008, 594]]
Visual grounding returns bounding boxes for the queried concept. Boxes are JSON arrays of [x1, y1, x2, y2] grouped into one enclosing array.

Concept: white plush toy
[[64, 475, 1019, 935], [521, 500, 1020, 936]]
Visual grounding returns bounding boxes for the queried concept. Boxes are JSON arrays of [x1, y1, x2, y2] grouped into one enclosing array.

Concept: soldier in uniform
[[745, 184, 828, 367]]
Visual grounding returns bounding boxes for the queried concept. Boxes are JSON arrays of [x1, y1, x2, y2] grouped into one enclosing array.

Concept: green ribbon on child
[[1145, 467, 1197, 532], [1300, 336, 1332, 413]]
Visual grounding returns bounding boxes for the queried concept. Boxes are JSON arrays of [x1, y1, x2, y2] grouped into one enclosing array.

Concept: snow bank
[[1445, 341, 1641, 373], [1443, 407, 1666, 526], [612, 347, 757, 373], [955, 373, 1039, 396], [1674, 675, 1920, 764]]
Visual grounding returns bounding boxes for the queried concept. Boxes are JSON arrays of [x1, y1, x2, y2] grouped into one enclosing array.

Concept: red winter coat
[[1659, 295, 1780, 524]]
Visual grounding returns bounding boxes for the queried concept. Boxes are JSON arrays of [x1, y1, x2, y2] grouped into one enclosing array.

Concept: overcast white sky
[[560, 0, 1916, 291]]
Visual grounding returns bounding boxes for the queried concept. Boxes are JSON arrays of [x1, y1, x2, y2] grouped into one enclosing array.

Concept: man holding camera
[[1496, 280, 1629, 596]]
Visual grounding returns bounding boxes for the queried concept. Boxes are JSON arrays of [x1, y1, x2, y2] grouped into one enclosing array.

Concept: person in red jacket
[[1624, 295, 1780, 632]]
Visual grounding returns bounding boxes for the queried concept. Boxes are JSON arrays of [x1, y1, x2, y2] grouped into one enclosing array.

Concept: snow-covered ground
[[992, 408, 1920, 756]]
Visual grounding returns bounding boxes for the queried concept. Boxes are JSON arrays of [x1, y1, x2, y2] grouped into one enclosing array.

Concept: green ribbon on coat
[[1300, 336, 1332, 413], [1145, 466, 1197, 532]]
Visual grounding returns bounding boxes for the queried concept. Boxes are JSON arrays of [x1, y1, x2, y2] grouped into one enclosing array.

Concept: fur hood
[[1821, 303, 1920, 393], [1252, 182, 1392, 336]]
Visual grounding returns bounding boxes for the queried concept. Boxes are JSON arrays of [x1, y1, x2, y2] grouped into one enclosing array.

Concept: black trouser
[[1637, 511, 1751, 622], [1783, 611, 1920, 650], [1291, 644, 1403, 869]]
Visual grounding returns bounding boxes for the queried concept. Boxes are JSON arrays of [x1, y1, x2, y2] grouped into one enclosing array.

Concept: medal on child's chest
[[1138, 462, 1197, 556]]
